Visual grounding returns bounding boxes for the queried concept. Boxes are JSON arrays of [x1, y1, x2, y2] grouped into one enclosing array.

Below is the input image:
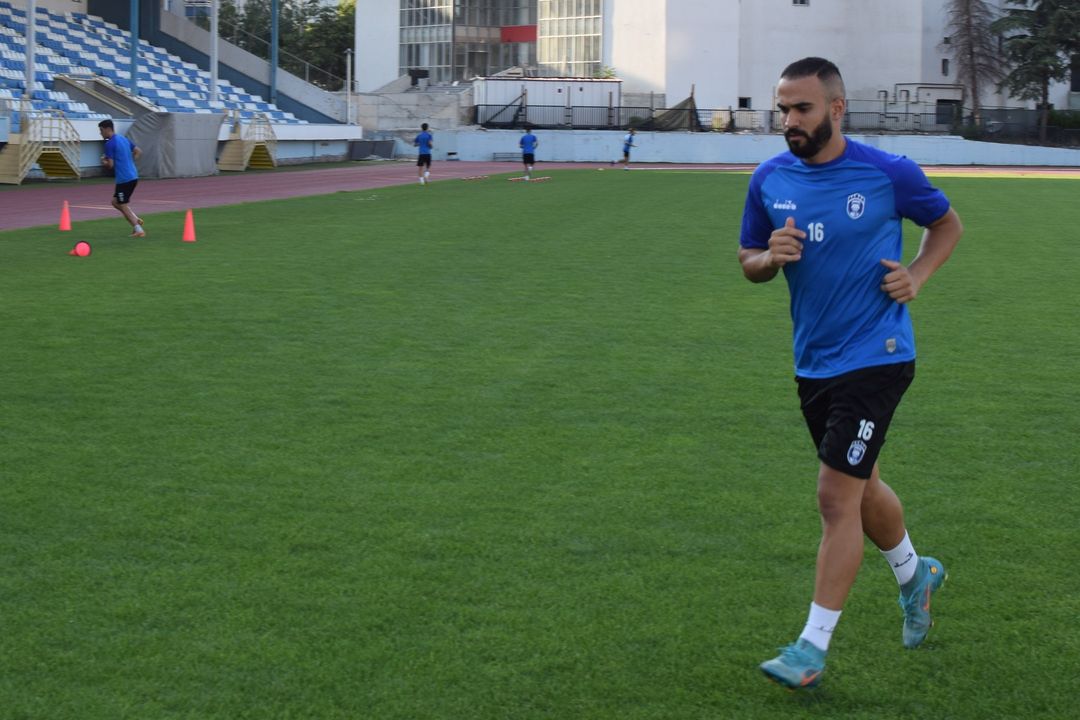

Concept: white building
[[356, 0, 1076, 111]]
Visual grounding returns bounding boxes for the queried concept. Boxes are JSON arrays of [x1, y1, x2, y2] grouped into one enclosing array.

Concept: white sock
[[798, 602, 841, 652], [133, 224, 143, 232], [424, 170, 430, 179], [881, 532, 919, 586]]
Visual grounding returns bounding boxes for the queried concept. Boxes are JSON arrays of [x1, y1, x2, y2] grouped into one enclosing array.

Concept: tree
[[992, 0, 1080, 142], [941, 0, 1006, 124]]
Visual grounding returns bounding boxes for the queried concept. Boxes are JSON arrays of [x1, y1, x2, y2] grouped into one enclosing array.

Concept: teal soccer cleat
[[900, 556, 947, 648], [760, 638, 826, 689]]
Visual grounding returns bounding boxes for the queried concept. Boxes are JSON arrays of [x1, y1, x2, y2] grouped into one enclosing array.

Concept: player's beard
[[785, 116, 833, 159]]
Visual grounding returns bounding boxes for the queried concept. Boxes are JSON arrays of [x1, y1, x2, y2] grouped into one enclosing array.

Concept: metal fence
[[475, 103, 1080, 146]]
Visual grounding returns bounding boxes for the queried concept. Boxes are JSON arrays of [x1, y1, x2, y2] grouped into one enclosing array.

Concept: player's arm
[[739, 216, 805, 283], [132, 146, 141, 161], [100, 152, 114, 170], [879, 208, 963, 303]]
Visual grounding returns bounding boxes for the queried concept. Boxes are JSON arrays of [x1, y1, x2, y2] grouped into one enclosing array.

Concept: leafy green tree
[[992, 0, 1080, 142], [941, 0, 1006, 123]]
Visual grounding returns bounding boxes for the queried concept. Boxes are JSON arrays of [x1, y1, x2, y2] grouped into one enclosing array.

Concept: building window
[[537, 0, 603, 78], [941, 58, 950, 77], [793, 0, 809, 5], [1072, 55, 1080, 92], [738, 97, 751, 109], [943, 36, 951, 45]]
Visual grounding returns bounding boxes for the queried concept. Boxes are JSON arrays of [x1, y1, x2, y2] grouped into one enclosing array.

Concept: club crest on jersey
[[847, 439, 867, 466], [846, 193, 866, 219]]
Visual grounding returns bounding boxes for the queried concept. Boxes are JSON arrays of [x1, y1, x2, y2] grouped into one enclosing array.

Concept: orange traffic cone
[[182, 209, 196, 242], [59, 200, 72, 231]]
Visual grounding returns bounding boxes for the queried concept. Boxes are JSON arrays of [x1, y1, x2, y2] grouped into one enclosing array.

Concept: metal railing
[[475, 103, 1080, 145], [185, 14, 346, 92]]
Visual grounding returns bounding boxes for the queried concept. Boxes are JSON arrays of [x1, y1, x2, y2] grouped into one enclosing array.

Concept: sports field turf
[[1, 170, 1077, 719]]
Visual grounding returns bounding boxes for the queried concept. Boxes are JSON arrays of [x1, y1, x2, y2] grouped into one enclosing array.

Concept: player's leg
[[113, 183, 144, 236], [863, 466, 946, 648], [417, 156, 425, 184], [854, 361, 946, 647], [814, 464, 868, 611], [424, 156, 431, 182]]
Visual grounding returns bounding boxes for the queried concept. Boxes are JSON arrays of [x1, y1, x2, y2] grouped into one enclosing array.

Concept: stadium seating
[[0, 1, 307, 127]]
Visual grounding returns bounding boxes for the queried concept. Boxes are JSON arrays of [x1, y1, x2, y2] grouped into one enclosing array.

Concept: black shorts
[[417, 154, 432, 168], [522, 153, 535, 164], [114, 180, 138, 204], [796, 361, 915, 479]]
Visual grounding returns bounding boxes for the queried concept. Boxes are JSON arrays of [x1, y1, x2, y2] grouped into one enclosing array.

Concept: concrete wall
[[666, 0, 739, 109], [604, 0, 664, 101], [402, 127, 1080, 167], [355, 0, 399, 93], [354, 86, 473, 135]]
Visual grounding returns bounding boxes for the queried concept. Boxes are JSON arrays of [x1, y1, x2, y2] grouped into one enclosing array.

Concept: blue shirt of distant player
[[739, 138, 950, 379], [414, 131, 433, 154], [520, 132, 538, 154], [623, 133, 634, 153], [104, 134, 139, 184]]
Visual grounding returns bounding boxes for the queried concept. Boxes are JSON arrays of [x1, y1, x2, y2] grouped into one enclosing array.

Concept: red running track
[[0, 160, 691, 233]]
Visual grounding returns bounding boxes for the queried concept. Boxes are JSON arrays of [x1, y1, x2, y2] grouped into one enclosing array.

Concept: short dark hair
[[421, 122, 429, 131], [523, 125, 532, 132], [780, 57, 845, 100], [98, 119, 114, 130]]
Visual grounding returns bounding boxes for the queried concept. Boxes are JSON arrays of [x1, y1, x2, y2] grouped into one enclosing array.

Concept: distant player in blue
[[98, 119, 144, 237], [519, 126, 538, 179], [620, 128, 635, 169], [739, 58, 963, 690], [414, 123, 433, 185]]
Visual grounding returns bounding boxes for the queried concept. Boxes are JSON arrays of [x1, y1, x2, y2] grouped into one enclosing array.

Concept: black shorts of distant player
[[114, 179, 138, 204]]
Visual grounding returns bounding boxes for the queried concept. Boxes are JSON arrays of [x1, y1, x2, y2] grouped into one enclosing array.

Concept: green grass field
[[1, 170, 1077, 719]]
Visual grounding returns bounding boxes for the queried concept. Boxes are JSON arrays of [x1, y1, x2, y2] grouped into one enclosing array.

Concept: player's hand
[[767, 217, 805, 268], [879, 259, 921, 303]]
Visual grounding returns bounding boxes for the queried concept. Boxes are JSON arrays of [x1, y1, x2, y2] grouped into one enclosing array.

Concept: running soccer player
[[620, 128, 635, 169], [519, 126, 538, 180], [98, 119, 144, 237], [414, 123, 433, 185], [737, 57, 964, 690]]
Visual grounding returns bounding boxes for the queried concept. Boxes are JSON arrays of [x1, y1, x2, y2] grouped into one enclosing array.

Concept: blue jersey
[[623, 134, 634, 153], [414, 131, 433, 154], [520, 133, 538, 154], [740, 138, 949, 379], [104, 134, 138, 184]]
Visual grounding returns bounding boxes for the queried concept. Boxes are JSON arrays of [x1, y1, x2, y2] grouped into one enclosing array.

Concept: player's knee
[[816, 474, 863, 524]]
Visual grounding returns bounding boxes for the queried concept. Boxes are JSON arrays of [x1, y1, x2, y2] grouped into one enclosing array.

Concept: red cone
[[182, 209, 196, 242]]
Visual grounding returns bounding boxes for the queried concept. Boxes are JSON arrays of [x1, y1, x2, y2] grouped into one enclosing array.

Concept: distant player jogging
[[620, 128, 636, 169], [98, 119, 144, 237], [414, 123, 433, 185], [737, 57, 964, 690], [519, 126, 538, 180]]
